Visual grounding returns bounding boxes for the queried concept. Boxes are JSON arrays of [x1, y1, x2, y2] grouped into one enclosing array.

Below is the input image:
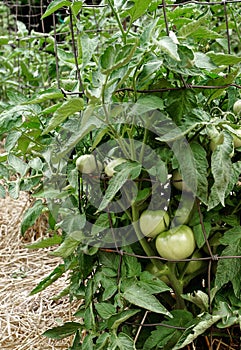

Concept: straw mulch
[[0, 192, 82, 350]]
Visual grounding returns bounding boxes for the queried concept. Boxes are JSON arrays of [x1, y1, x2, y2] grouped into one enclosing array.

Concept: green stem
[[166, 262, 186, 309], [108, 0, 126, 44]]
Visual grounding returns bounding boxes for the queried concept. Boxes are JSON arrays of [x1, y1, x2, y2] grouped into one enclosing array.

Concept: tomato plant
[[1, 0, 241, 348]]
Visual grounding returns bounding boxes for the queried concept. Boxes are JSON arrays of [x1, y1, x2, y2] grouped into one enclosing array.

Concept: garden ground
[[0, 192, 82, 350]]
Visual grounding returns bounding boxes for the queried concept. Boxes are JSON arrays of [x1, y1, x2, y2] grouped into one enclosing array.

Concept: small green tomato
[[155, 225, 196, 260], [233, 129, 241, 148], [178, 251, 206, 275], [209, 132, 224, 152], [233, 100, 241, 115], [76, 154, 102, 174], [139, 210, 170, 238]]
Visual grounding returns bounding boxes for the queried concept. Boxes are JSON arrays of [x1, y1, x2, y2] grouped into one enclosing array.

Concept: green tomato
[[172, 170, 192, 192], [233, 129, 241, 148], [209, 132, 224, 151], [76, 154, 102, 174], [178, 251, 206, 275], [155, 225, 195, 260], [233, 100, 241, 115], [104, 158, 127, 177], [139, 210, 170, 238]]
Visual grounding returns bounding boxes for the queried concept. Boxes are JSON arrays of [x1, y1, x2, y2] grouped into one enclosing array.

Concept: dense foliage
[[1, 0, 241, 348]]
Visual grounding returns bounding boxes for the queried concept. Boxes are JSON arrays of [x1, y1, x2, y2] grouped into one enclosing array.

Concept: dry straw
[[0, 192, 82, 350]]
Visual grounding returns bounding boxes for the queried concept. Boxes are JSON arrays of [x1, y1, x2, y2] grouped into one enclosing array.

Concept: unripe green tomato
[[233, 129, 241, 148], [139, 210, 170, 238], [233, 100, 241, 115], [172, 170, 192, 192], [178, 251, 206, 275], [104, 158, 127, 177], [76, 154, 102, 174], [209, 132, 224, 152], [155, 225, 196, 260]]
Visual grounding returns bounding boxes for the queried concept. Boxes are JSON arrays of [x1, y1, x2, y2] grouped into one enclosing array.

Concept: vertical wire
[[162, 0, 169, 36], [53, 13, 60, 89], [223, 0, 231, 73], [69, 7, 85, 96]]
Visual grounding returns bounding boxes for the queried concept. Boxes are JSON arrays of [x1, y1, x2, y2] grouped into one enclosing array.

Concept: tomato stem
[[166, 262, 186, 310]]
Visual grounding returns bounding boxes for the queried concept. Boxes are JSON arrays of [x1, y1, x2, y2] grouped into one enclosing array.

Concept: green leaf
[[100, 43, 138, 75], [207, 52, 241, 66], [61, 212, 86, 239], [20, 200, 44, 235], [182, 291, 209, 312], [42, 322, 81, 339], [122, 284, 172, 317], [80, 34, 99, 68], [41, 0, 71, 19], [58, 108, 104, 158], [215, 227, 241, 298], [71, 1, 83, 16], [101, 275, 118, 300], [95, 303, 116, 319], [107, 310, 140, 330], [122, 248, 142, 277], [153, 36, 180, 61], [143, 310, 193, 350], [0, 164, 9, 179], [25, 234, 62, 249], [193, 222, 211, 249], [208, 132, 233, 209], [127, 0, 152, 22], [194, 52, 217, 70], [205, 69, 239, 102], [97, 162, 141, 212], [43, 98, 84, 134], [8, 154, 29, 177], [25, 88, 64, 104], [190, 142, 209, 204], [172, 312, 222, 349], [139, 271, 172, 294], [30, 264, 65, 295], [136, 95, 164, 111], [8, 180, 20, 199], [110, 332, 136, 350], [82, 333, 94, 350], [5, 131, 22, 152], [166, 89, 197, 125], [96, 333, 110, 350], [50, 235, 82, 258], [0, 184, 6, 198]]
